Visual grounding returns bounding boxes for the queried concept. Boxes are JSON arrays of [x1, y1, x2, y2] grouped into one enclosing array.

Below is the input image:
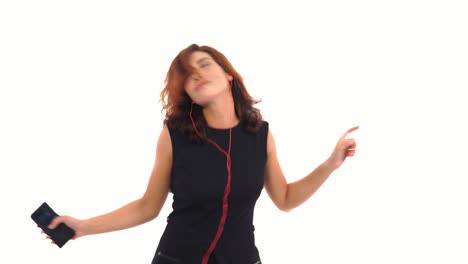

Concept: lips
[[195, 81, 209, 90]]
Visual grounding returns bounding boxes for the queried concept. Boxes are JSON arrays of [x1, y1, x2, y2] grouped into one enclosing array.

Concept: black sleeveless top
[[152, 121, 269, 264]]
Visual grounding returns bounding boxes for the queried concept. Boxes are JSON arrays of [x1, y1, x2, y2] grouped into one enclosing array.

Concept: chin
[[193, 95, 217, 107], [192, 99, 209, 108]]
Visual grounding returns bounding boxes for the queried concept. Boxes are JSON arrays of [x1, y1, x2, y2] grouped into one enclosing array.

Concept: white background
[[1, 0, 467, 263]]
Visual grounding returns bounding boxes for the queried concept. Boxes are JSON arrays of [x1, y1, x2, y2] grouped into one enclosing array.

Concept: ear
[[227, 74, 233, 81]]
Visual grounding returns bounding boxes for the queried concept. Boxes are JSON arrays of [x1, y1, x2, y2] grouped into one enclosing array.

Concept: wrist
[[80, 218, 94, 236], [322, 159, 337, 173]]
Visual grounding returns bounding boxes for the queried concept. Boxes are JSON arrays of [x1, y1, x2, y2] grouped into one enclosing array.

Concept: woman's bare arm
[[48, 125, 173, 238]]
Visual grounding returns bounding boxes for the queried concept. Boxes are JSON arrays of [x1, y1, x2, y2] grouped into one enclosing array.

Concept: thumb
[[48, 216, 63, 230]]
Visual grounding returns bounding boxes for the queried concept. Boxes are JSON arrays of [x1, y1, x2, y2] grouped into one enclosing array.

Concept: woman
[[46, 44, 359, 263]]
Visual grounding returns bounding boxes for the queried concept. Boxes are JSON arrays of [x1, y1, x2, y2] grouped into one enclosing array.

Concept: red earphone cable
[[190, 104, 232, 264]]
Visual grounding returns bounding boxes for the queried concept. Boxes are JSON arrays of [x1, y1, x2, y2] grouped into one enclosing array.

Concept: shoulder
[[241, 120, 269, 137], [157, 125, 172, 152], [259, 121, 269, 143], [264, 122, 277, 156], [165, 124, 186, 144], [259, 120, 269, 136], [252, 120, 269, 133]]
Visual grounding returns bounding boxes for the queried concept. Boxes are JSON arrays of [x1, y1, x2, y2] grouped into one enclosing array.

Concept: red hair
[[160, 44, 263, 142]]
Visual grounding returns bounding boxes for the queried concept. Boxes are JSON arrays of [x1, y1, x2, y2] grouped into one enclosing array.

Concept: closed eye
[[200, 62, 211, 68], [196, 57, 212, 68]]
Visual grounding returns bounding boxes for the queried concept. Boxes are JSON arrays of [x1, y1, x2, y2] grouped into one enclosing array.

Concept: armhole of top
[[262, 121, 269, 161], [167, 126, 177, 166]]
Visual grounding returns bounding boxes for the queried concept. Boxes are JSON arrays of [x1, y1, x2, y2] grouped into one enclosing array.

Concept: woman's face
[[184, 51, 232, 106]]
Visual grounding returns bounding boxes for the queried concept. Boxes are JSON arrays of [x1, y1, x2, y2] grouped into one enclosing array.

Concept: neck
[[202, 94, 238, 129]]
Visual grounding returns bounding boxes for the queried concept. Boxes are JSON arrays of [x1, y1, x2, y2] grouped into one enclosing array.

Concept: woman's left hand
[[326, 126, 359, 170]]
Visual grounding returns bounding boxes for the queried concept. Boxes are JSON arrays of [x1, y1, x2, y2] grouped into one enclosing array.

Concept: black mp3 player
[[31, 202, 75, 248]]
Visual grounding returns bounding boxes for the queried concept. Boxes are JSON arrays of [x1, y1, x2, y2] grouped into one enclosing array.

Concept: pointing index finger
[[342, 126, 359, 138]]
